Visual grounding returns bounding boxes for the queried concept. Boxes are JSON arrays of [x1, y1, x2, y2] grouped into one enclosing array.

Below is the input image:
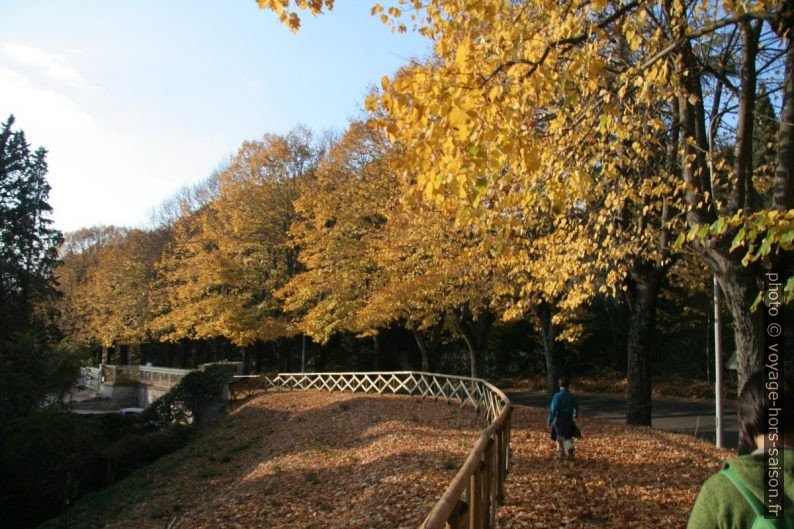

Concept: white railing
[[79, 366, 101, 391], [138, 365, 192, 388], [238, 371, 511, 529]]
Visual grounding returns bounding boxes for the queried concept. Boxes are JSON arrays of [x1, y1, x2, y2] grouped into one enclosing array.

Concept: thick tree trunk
[[414, 330, 431, 372], [536, 301, 562, 396], [453, 305, 494, 379], [624, 264, 664, 426], [412, 319, 443, 372], [711, 257, 764, 387]]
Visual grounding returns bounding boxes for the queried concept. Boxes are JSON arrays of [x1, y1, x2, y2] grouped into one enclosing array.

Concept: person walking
[[548, 375, 580, 461]]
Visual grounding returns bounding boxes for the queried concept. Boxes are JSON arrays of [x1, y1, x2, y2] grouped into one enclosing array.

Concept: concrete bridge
[[72, 363, 240, 412]]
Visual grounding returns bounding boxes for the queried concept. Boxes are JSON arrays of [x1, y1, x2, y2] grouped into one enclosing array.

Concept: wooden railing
[[241, 371, 511, 529]]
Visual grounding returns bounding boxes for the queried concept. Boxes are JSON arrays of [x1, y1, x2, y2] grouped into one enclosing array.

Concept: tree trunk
[[316, 343, 327, 371], [284, 340, 291, 372], [243, 346, 252, 375], [774, 12, 794, 212], [412, 319, 443, 372], [272, 341, 285, 372], [140, 344, 149, 366], [188, 344, 197, 368], [453, 305, 493, 379], [536, 300, 562, 397], [624, 264, 664, 426], [413, 330, 431, 372], [730, 20, 761, 214], [177, 344, 183, 368], [301, 333, 306, 373], [372, 333, 381, 371], [677, 36, 768, 394], [713, 259, 764, 387]]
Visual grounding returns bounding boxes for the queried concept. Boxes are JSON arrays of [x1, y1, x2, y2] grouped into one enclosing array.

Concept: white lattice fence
[[237, 371, 511, 529], [271, 371, 506, 423]]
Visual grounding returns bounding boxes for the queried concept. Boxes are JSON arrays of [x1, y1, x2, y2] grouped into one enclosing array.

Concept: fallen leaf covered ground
[[45, 390, 484, 529], [497, 407, 733, 528], [44, 389, 733, 529]]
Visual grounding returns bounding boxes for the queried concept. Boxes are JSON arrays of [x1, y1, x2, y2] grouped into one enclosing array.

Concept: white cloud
[[0, 42, 87, 88], [0, 66, 116, 230], [0, 63, 224, 233]]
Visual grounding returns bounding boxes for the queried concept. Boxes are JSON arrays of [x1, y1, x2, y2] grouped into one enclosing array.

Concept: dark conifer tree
[[0, 114, 62, 337]]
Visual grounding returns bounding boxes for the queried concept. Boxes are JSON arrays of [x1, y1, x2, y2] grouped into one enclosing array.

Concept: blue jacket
[[547, 388, 579, 425]]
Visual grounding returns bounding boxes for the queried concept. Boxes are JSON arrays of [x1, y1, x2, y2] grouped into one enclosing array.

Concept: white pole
[[707, 89, 725, 449], [714, 276, 724, 448]]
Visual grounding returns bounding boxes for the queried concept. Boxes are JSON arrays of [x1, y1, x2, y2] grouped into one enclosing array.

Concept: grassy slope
[[40, 390, 483, 529]]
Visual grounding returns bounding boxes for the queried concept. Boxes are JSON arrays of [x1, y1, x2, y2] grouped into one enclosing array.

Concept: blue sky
[[0, 0, 430, 232]]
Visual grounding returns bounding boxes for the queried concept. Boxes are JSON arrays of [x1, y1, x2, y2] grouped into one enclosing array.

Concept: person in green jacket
[[687, 371, 793, 528]]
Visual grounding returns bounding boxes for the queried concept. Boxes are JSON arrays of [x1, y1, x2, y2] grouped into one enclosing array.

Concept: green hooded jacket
[[688, 449, 794, 529]]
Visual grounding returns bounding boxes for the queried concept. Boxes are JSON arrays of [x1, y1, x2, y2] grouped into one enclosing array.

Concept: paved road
[[506, 391, 739, 449]]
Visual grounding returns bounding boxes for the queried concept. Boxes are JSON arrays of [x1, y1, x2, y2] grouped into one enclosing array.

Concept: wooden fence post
[[496, 426, 506, 504], [483, 438, 495, 529], [468, 467, 479, 529]]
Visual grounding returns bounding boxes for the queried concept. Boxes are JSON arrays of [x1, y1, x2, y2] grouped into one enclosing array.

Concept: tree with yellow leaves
[[360, 181, 503, 378], [277, 123, 392, 346], [153, 128, 319, 369], [280, 120, 505, 377], [56, 226, 124, 355], [56, 226, 167, 364], [257, 0, 793, 395]]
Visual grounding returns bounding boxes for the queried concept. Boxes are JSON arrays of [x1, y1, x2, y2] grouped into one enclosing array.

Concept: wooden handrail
[[248, 371, 512, 529]]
